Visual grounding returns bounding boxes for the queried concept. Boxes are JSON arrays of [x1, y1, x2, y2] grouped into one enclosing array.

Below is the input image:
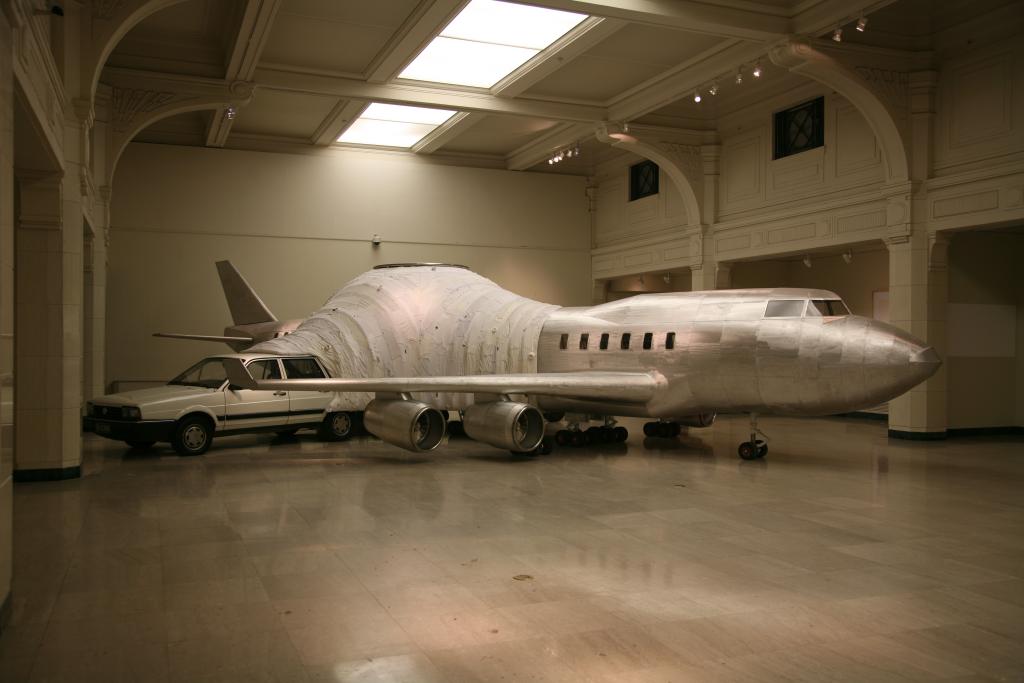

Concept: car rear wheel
[[319, 411, 354, 441], [172, 415, 213, 456]]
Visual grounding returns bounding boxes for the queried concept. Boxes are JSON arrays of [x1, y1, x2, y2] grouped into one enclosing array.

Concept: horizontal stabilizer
[[154, 333, 254, 344], [216, 260, 276, 325], [223, 358, 659, 403]]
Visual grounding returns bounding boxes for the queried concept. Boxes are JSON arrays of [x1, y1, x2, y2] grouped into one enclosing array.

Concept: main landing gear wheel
[[556, 425, 627, 447], [643, 421, 681, 438], [737, 413, 769, 460]]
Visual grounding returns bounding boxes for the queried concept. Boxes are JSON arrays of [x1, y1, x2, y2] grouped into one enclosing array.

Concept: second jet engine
[[364, 398, 447, 452], [462, 401, 545, 453]]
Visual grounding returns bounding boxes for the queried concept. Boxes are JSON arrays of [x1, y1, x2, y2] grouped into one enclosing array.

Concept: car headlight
[[123, 406, 142, 420]]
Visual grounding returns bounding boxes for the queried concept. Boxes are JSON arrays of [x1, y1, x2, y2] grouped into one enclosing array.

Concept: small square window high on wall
[[629, 160, 659, 201], [773, 96, 824, 160]]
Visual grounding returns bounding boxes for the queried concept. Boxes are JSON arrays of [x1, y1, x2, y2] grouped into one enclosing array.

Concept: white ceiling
[[107, 0, 1009, 175]]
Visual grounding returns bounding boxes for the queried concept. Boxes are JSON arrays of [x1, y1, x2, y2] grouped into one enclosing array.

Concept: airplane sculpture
[[223, 263, 940, 460], [155, 260, 303, 351]]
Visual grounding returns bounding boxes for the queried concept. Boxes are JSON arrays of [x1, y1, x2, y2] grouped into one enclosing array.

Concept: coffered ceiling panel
[[107, 0, 242, 78], [231, 90, 340, 139], [259, 0, 422, 75], [440, 116, 563, 155], [524, 25, 724, 102]]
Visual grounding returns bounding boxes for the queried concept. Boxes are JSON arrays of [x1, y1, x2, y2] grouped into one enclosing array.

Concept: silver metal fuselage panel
[[536, 289, 935, 418]]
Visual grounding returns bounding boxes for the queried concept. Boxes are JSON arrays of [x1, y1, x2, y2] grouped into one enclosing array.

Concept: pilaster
[[14, 170, 82, 479]]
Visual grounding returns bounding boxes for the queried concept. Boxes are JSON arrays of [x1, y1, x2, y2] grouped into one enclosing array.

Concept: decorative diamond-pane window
[[629, 160, 659, 201], [773, 97, 824, 160]]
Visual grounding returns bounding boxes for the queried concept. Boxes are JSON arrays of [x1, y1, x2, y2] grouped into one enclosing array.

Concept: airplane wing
[[222, 358, 658, 404], [154, 333, 254, 344]]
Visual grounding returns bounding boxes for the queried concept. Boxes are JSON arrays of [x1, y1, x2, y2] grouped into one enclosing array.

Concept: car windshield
[[169, 358, 228, 389]]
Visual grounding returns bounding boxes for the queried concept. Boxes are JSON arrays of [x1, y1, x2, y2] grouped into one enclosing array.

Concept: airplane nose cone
[[910, 346, 941, 366]]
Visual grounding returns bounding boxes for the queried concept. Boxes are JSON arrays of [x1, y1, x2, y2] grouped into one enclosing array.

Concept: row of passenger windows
[[559, 331, 676, 351]]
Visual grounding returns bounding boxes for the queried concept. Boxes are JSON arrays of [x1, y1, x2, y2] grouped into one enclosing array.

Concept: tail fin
[[216, 260, 276, 325]]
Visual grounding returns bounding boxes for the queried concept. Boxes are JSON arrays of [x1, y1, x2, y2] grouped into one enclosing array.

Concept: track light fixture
[[842, 250, 853, 264], [709, 82, 719, 96], [802, 255, 812, 269], [832, 26, 843, 42], [735, 70, 743, 85], [693, 90, 702, 103], [856, 15, 868, 31], [225, 106, 237, 120], [752, 61, 762, 78], [548, 142, 582, 165]]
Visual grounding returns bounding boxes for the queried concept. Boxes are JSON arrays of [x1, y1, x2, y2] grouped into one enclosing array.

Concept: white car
[[84, 353, 358, 455]]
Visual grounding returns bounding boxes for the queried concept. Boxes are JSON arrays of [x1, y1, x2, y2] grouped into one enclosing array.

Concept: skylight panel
[[338, 103, 457, 148], [399, 0, 588, 88]]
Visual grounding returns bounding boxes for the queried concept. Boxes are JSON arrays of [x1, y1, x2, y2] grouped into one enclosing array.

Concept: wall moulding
[[11, 7, 66, 168], [591, 232, 697, 280], [926, 171, 1024, 230]]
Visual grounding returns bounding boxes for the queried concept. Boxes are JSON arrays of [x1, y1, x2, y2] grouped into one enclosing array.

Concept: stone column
[[885, 229, 947, 438], [14, 170, 83, 480], [82, 222, 106, 399], [0, 5, 15, 629]]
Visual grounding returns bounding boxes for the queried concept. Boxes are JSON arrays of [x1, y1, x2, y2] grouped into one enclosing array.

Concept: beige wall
[[946, 231, 1024, 429], [730, 248, 888, 319], [107, 143, 591, 384]]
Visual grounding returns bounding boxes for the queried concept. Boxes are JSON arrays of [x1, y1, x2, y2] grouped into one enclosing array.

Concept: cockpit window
[[765, 300, 806, 317], [807, 299, 850, 317]]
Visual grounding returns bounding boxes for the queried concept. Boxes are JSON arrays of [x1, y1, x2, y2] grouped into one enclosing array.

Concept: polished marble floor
[[1, 415, 1022, 682]]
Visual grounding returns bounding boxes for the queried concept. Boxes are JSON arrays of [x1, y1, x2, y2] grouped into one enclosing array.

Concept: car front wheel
[[319, 411, 354, 441], [173, 415, 213, 456]]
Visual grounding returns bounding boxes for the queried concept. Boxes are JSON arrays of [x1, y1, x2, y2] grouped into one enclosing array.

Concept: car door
[[282, 357, 332, 426], [223, 358, 290, 431]]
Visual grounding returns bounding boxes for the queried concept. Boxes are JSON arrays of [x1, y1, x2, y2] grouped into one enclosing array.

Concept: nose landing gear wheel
[[738, 440, 767, 460]]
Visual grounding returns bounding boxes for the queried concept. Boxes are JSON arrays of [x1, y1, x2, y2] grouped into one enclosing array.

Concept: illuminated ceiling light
[[752, 61, 762, 78], [709, 82, 718, 96], [842, 250, 853, 264], [735, 70, 743, 85], [338, 102, 457, 148], [856, 15, 868, 31], [399, 0, 587, 88], [802, 255, 812, 268], [693, 90, 702, 103], [832, 26, 843, 42], [225, 106, 236, 120]]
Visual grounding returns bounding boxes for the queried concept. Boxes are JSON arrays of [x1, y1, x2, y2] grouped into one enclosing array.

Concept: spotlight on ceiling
[[802, 255, 812, 269], [856, 15, 868, 32], [662, 273, 671, 285], [735, 70, 743, 85], [693, 90, 702, 103], [832, 26, 843, 42], [709, 82, 719, 96], [225, 106, 237, 120], [752, 61, 762, 78], [842, 250, 853, 264]]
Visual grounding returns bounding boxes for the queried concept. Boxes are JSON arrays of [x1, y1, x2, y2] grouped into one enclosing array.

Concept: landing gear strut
[[738, 413, 768, 460]]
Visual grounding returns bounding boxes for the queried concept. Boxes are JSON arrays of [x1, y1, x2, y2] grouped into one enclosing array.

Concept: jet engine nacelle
[[676, 413, 716, 428], [462, 401, 545, 453], [364, 399, 447, 452]]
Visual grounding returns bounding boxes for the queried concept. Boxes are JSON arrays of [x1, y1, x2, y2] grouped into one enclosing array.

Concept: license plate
[[96, 423, 111, 434]]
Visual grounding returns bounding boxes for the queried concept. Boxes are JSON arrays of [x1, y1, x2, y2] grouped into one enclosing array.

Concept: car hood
[[93, 385, 217, 407]]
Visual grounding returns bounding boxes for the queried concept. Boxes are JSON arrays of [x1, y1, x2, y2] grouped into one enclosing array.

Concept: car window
[[282, 358, 325, 379], [169, 358, 228, 389], [248, 359, 281, 380]]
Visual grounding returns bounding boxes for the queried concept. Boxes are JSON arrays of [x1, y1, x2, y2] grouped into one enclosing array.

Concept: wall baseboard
[[888, 429, 947, 441], [13, 466, 81, 482], [947, 426, 1024, 437]]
